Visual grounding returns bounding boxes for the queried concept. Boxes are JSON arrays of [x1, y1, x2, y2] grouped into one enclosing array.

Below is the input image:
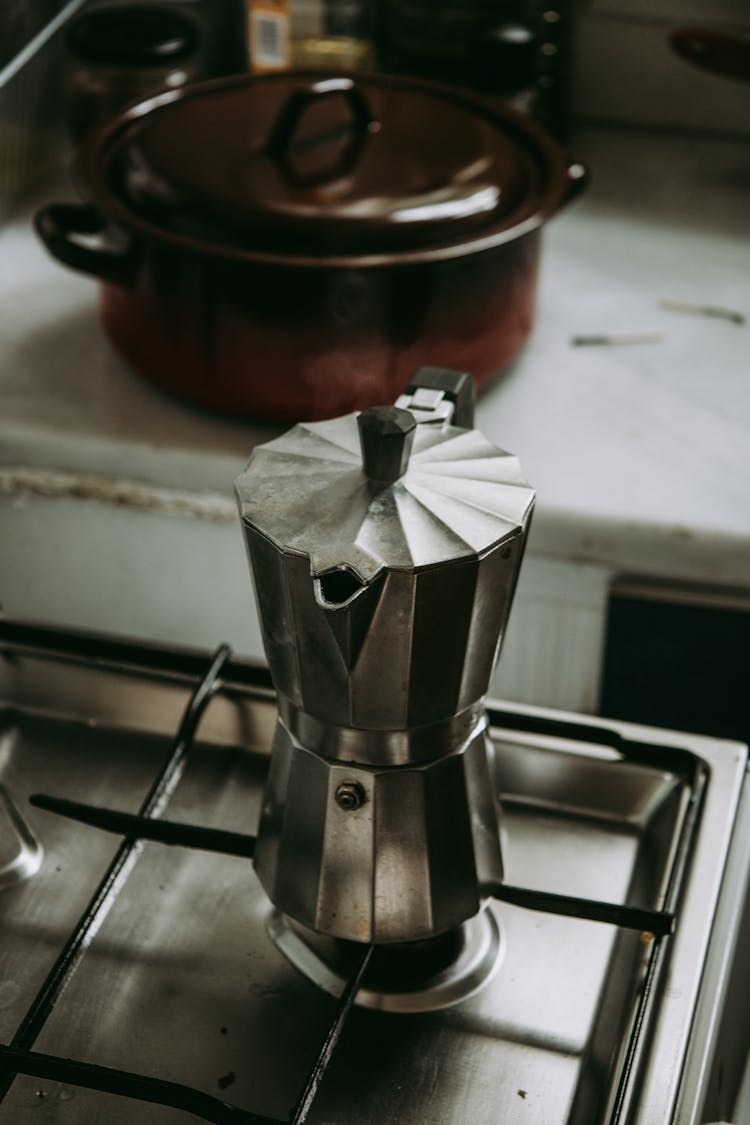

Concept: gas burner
[[267, 908, 504, 1013], [0, 781, 43, 889]]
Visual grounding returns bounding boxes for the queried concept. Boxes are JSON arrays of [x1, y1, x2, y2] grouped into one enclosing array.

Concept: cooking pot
[[35, 71, 586, 421]]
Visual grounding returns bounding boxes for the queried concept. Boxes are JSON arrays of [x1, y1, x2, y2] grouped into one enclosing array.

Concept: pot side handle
[[34, 203, 138, 290], [670, 26, 750, 84]]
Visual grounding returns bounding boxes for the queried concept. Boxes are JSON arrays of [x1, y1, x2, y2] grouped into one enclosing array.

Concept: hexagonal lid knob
[[357, 406, 417, 483]]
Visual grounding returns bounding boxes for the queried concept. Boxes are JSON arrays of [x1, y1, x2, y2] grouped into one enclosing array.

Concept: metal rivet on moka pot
[[235, 368, 535, 944]]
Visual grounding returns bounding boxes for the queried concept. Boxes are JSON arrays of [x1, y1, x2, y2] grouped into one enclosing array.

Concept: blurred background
[[3, 0, 749, 216]]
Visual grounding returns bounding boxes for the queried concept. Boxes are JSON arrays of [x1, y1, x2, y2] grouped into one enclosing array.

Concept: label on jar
[[246, 0, 291, 71]]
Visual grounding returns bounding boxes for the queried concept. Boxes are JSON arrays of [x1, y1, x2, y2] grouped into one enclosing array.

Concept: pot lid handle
[[264, 76, 381, 188]]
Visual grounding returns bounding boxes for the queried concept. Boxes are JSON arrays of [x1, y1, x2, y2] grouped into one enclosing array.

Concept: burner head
[[235, 367, 534, 944], [267, 907, 504, 1013]]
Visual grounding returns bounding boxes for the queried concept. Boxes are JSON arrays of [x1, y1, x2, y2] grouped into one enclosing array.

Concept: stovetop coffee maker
[[235, 368, 535, 946]]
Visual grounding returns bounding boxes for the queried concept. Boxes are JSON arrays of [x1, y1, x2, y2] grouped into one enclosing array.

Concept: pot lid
[[100, 71, 571, 257], [235, 407, 535, 582]]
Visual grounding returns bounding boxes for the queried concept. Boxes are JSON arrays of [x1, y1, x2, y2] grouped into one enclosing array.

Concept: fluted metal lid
[[235, 412, 534, 580]]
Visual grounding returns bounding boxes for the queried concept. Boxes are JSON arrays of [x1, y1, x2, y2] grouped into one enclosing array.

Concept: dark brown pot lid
[[98, 71, 572, 259]]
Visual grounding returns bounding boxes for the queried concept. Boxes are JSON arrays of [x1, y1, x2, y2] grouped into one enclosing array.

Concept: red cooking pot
[[36, 71, 586, 421]]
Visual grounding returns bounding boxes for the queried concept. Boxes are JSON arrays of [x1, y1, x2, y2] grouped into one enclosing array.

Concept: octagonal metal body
[[236, 373, 534, 943], [253, 713, 503, 943]]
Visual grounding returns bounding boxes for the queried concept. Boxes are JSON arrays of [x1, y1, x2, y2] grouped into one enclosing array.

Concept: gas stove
[[0, 619, 748, 1124]]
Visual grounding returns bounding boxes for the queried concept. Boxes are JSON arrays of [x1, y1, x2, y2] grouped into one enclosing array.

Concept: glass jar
[[245, 0, 374, 74], [292, 0, 375, 70], [66, 4, 201, 142]]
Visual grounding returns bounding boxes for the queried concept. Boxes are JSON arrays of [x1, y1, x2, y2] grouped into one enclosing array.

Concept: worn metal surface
[[253, 714, 503, 942], [235, 382, 534, 943], [234, 385, 534, 730], [0, 627, 746, 1123]]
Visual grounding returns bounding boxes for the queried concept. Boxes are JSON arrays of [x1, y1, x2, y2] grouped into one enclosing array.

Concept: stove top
[[0, 621, 748, 1124]]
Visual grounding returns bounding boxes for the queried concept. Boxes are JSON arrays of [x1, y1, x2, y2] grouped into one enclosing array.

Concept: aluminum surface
[[0, 626, 746, 1124], [235, 413, 534, 579], [253, 712, 503, 942], [236, 383, 534, 943], [234, 400, 535, 731]]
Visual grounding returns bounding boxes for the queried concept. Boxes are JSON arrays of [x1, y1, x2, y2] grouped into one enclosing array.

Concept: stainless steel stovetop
[[0, 621, 748, 1125]]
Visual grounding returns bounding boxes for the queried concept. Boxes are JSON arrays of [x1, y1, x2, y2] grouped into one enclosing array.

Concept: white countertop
[[2, 124, 750, 590]]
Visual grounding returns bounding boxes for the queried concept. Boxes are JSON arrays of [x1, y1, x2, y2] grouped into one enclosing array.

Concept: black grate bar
[[30, 795, 257, 858], [609, 765, 708, 1122], [3, 645, 231, 1089], [0, 1045, 282, 1125], [487, 707, 703, 777], [491, 883, 675, 936], [289, 943, 374, 1125], [0, 618, 274, 694], [135, 643, 233, 821]]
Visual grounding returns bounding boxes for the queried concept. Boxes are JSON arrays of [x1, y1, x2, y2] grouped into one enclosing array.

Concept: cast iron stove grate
[[0, 621, 743, 1125]]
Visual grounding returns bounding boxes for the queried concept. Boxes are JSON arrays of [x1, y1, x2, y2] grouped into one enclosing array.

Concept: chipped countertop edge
[[2, 464, 749, 591], [0, 466, 238, 524], [0, 420, 264, 497], [530, 508, 750, 591]]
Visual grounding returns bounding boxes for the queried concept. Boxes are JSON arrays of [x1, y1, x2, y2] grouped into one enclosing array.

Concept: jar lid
[[93, 71, 579, 262], [235, 408, 535, 581], [66, 5, 198, 69]]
